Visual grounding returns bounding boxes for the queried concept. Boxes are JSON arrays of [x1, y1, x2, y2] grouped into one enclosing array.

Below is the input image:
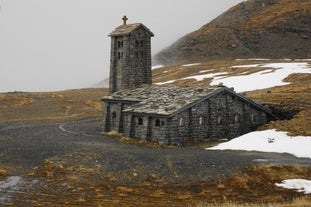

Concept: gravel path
[[1, 118, 311, 183]]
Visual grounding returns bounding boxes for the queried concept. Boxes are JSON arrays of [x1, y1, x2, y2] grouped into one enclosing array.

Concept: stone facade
[[102, 19, 274, 145], [102, 85, 274, 145], [109, 19, 154, 93]]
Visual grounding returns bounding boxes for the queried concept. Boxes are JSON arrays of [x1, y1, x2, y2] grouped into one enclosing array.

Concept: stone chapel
[[101, 17, 274, 145]]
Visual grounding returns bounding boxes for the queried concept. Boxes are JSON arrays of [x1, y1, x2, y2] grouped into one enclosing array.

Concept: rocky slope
[[155, 0, 311, 65]]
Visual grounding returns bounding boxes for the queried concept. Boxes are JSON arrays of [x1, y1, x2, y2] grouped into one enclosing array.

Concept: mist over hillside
[[155, 0, 311, 65]]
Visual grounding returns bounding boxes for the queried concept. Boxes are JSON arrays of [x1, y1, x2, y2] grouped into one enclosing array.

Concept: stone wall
[[103, 89, 270, 145], [109, 27, 152, 93], [164, 91, 268, 145], [102, 101, 138, 133]]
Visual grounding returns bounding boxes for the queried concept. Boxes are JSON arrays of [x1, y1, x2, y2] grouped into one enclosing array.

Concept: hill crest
[[155, 0, 311, 65]]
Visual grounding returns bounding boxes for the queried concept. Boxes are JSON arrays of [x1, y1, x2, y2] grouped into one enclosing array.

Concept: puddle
[[0, 176, 23, 203]]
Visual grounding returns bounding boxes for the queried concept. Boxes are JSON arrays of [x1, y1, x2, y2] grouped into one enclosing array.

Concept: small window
[[251, 114, 256, 123], [199, 117, 203, 125], [135, 51, 139, 58], [217, 116, 222, 124], [155, 119, 161, 127], [235, 114, 239, 123], [112, 112, 117, 119], [138, 117, 143, 125], [135, 40, 139, 47], [118, 52, 121, 59], [161, 121, 165, 126], [140, 40, 144, 46], [179, 118, 184, 126], [140, 51, 144, 57]]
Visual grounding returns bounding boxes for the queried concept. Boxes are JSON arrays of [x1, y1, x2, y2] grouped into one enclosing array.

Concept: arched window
[[112, 112, 117, 119], [155, 119, 161, 127], [235, 114, 239, 123], [118, 41, 121, 48], [251, 114, 256, 123], [199, 116, 203, 125], [179, 118, 184, 126], [217, 116, 222, 125], [138, 117, 143, 126]]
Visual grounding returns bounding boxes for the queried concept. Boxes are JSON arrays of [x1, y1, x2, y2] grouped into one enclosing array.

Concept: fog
[[0, 0, 242, 92]]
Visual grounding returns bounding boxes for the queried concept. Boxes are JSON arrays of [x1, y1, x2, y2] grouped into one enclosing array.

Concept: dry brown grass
[[0, 88, 108, 124], [0, 168, 7, 177], [15, 160, 311, 207], [245, 0, 311, 31]]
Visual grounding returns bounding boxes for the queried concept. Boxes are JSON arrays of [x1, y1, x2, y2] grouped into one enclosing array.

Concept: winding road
[[1, 118, 311, 181]]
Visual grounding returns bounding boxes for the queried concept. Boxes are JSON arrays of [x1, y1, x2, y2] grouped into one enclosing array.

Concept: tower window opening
[[155, 119, 161, 127], [138, 117, 143, 125], [112, 112, 117, 119]]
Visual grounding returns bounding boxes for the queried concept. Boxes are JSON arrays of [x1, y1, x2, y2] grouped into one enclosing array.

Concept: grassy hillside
[[156, 0, 311, 65], [0, 88, 108, 124]]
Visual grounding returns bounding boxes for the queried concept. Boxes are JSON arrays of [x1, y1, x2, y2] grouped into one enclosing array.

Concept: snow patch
[[155, 80, 176, 85], [207, 129, 311, 159], [182, 63, 201, 67], [211, 62, 311, 92], [0, 176, 23, 203], [152, 65, 164, 69], [276, 179, 311, 194]]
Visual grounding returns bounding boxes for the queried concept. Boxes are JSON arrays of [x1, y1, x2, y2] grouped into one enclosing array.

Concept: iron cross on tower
[[122, 15, 128, 25]]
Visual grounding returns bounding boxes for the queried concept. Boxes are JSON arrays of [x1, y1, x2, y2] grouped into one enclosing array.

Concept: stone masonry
[[108, 16, 154, 93], [102, 85, 275, 145]]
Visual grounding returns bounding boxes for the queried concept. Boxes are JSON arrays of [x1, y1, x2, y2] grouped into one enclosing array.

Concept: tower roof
[[109, 23, 154, 37]]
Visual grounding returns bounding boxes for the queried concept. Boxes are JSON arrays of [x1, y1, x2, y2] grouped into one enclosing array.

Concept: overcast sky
[[0, 0, 242, 92]]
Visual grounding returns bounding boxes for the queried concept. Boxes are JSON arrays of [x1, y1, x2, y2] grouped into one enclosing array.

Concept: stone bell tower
[[108, 16, 154, 93]]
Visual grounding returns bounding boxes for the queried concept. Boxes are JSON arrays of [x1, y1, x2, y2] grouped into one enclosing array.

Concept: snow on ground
[[152, 65, 164, 69], [276, 179, 311, 194], [156, 80, 176, 85], [207, 129, 311, 159], [211, 62, 311, 92], [155, 62, 311, 91], [182, 63, 201, 67]]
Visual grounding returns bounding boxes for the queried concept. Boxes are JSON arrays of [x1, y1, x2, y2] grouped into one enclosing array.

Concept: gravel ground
[[1, 118, 311, 183], [1, 118, 311, 206]]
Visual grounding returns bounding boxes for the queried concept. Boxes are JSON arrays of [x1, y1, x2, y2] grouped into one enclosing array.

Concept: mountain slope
[[155, 0, 311, 65]]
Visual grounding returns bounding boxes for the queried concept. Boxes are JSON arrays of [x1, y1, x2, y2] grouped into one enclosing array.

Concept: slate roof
[[102, 84, 274, 118], [109, 23, 154, 37], [102, 85, 220, 116]]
